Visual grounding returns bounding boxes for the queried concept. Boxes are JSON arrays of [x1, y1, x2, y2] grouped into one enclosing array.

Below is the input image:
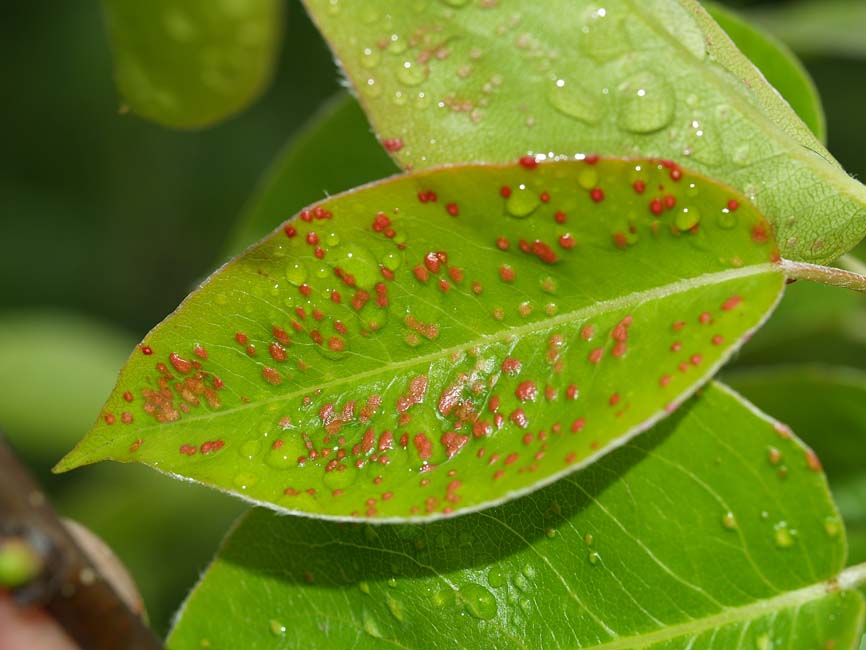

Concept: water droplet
[[397, 61, 428, 86], [584, 533, 593, 546], [675, 207, 701, 231], [459, 583, 498, 620], [506, 184, 540, 218], [521, 564, 536, 580], [233, 472, 258, 491], [329, 244, 379, 288], [824, 516, 841, 538], [756, 634, 771, 650], [487, 568, 506, 588], [326, 232, 341, 246], [323, 467, 358, 490], [361, 47, 381, 69], [722, 511, 737, 530], [513, 573, 530, 592], [363, 78, 382, 98], [773, 521, 796, 549], [284, 261, 307, 286], [363, 611, 383, 638], [382, 251, 402, 271], [547, 78, 601, 124], [269, 620, 286, 637], [359, 581, 371, 594], [588, 551, 601, 565], [577, 167, 599, 190], [387, 577, 398, 588], [431, 588, 455, 608], [385, 593, 405, 622], [616, 72, 675, 134], [579, 7, 630, 62], [733, 144, 751, 166], [239, 439, 262, 461], [717, 208, 737, 230]]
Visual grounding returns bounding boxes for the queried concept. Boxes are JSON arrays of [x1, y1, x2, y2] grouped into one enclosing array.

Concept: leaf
[[103, 0, 283, 129], [224, 93, 398, 257], [746, 0, 866, 60], [726, 365, 866, 564], [301, 0, 866, 263], [167, 383, 865, 649], [703, 1, 826, 143], [0, 311, 135, 461], [56, 158, 785, 521]]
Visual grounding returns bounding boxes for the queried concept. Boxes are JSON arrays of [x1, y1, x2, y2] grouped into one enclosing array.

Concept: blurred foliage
[[1, 0, 866, 638]]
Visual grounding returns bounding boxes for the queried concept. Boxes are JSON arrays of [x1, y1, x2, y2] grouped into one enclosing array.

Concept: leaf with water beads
[[302, 0, 866, 263], [57, 158, 785, 521], [168, 384, 866, 649], [103, 0, 283, 129]]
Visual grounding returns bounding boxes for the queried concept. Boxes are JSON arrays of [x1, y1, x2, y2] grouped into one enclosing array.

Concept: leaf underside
[[103, 0, 283, 129], [57, 158, 784, 521], [167, 384, 864, 649], [303, 0, 866, 263]]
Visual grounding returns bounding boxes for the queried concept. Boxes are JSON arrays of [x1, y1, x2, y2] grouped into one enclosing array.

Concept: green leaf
[[168, 383, 865, 649], [224, 93, 398, 257], [302, 0, 866, 263], [726, 365, 866, 564], [746, 0, 866, 60], [703, 2, 826, 143], [56, 158, 785, 521], [103, 0, 283, 129]]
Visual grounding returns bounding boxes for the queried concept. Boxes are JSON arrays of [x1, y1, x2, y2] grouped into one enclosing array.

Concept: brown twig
[[0, 433, 164, 650]]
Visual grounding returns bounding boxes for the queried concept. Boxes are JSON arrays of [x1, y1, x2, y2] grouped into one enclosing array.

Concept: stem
[[0, 433, 164, 650], [781, 259, 866, 293], [838, 254, 866, 277], [838, 562, 866, 591]]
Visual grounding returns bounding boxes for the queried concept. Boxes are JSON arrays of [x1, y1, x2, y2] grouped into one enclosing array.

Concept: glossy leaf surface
[[303, 0, 866, 263], [224, 94, 397, 257], [103, 0, 283, 129], [704, 2, 825, 142], [168, 384, 865, 649], [57, 159, 785, 521]]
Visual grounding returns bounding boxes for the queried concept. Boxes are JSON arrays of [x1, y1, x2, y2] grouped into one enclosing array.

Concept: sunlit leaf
[[168, 383, 865, 649], [103, 0, 283, 129], [746, 0, 866, 60], [704, 1, 826, 142], [57, 158, 784, 520], [224, 93, 397, 257], [302, 0, 866, 263]]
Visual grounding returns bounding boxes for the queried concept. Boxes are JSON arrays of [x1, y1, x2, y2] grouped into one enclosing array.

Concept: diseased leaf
[[747, 0, 866, 60], [168, 384, 865, 649], [103, 0, 283, 129], [224, 93, 398, 257], [56, 158, 785, 520], [703, 1, 826, 143], [302, 0, 866, 263], [727, 365, 866, 564]]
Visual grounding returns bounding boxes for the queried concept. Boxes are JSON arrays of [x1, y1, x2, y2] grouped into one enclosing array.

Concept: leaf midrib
[[85, 264, 780, 445]]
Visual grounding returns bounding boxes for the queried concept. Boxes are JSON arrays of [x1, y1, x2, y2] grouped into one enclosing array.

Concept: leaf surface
[[103, 0, 283, 129], [167, 384, 865, 649], [224, 94, 397, 257], [703, 2, 825, 142], [302, 0, 866, 263], [57, 159, 784, 521]]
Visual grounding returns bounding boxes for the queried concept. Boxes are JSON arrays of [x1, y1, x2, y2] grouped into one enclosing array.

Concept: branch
[[781, 259, 866, 293], [0, 433, 164, 649]]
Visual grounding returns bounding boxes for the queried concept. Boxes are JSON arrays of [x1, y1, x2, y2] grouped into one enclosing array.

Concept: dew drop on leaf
[[459, 583, 498, 620], [547, 78, 601, 124], [505, 185, 540, 218], [579, 6, 630, 62], [773, 521, 796, 549], [616, 72, 675, 134]]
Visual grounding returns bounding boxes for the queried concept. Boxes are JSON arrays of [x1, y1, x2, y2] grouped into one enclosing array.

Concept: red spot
[[505, 453, 519, 466], [585, 154, 599, 165], [519, 155, 538, 169], [328, 337, 345, 352], [567, 385, 579, 400], [609, 393, 620, 406], [397, 375, 428, 413], [306, 232, 319, 246], [413, 434, 433, 461], [612, 232, 628, 249], [263, 367, 282, 385], [283, 225, 297, 238], [104, 413, 115, 425], [612, 341, 627, 358], [805, 449, 822, 472], [570, 419, 585, 433], [424, 251, 442, 273], [413, 265, 429, 283], [752, 224, 769, 244], [246, 344, 257, 356], [690, 354, 703, 366], [590, 188, 605, 202], [141, 345, 153, 355], [441, 431, 469, 458], [502, 357, 522, 375], [510, 409, 529, 429], [123, 391, 134, 402], [446, 202, 460, 216], [722, 295, 742, 311], [448, 267, 464, 283], [588, 348, 604, 364], [179, 444, 196, 456], [499, 265, 515, 282], [235, 332, 248, 345], [129, 439, 143, 453], [727, 199, 740, 211], [496, 236, 510, 251], [121, 412, 133, 424], [382, 137, 403, 152], [515, 381, 538, 402], [558, 233, 576, 249], [699, 312, 712, 324], [200, 440, 224, 454], [712, 335, 724, 346], [664, 195, 676, 210], [672, 321, 685, 331], [193, 344, 208, 360], [659, 375, 672, 387], [650, 198, 664, 216], [268, 342, 287, 362], [500, 185, 512, 198], [670, 167, 682, 181], [633, 180, 646, 194], [529, 240, 558, 263], [540, 191, 551, 203], [554, 210, 567, 224]]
